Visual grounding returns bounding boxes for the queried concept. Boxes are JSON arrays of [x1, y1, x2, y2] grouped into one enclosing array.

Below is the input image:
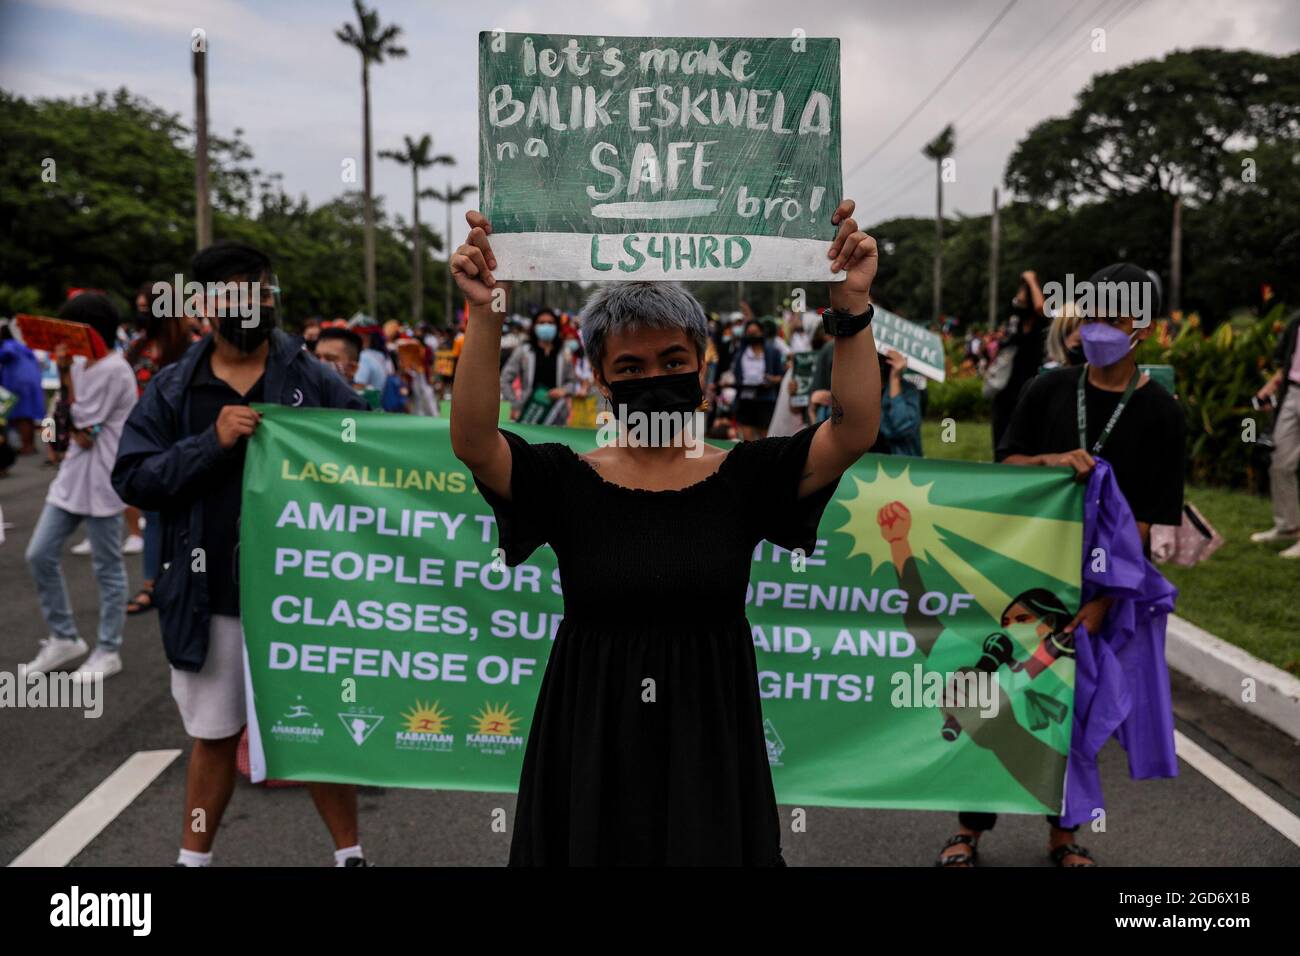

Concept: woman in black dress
[[449, 201, 881, 865]]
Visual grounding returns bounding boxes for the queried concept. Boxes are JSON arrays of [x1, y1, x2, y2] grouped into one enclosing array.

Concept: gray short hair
[[579, 282, 709, 376]]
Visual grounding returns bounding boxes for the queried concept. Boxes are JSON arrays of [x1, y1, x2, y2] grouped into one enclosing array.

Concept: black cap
[[1083, 262, 1163, 320]]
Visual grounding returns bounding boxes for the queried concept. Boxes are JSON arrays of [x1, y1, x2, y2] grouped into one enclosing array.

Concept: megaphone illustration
[[941, 632, 1018, 742]]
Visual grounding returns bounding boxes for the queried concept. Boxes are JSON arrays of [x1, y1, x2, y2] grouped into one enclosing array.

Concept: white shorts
[[171, 614, 247, 740]]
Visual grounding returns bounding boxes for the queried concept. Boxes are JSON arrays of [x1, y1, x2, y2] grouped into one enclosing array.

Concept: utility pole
[[444, 180, 454, 327], [933, 160, 943, 325], [1169, 193, 1182, 316], [988, 187, 1000, 329], [193, 44, 212, 250]]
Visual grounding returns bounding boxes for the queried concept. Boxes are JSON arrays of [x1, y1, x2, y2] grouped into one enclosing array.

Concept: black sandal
[[126, 586, 155, 615], [1048, 842, 1096, 867], [935, 834, 978, 867]]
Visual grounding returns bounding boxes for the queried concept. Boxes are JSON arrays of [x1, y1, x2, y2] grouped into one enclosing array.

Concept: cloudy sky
[[3, 0, 1298, 234]]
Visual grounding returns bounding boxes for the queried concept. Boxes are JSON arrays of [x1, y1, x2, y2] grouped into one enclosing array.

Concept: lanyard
[[1077, 364, 1141, 455]]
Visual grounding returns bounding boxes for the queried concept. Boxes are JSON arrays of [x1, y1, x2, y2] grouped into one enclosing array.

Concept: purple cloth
[[0, 338, 47, 419], [1060, 458, 1179, 827]]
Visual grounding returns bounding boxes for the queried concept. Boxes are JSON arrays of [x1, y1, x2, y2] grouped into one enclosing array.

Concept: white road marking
[[7, 734, 1298, 865], [7, 749, 182, 867], [1176, 730, 1300, 847]]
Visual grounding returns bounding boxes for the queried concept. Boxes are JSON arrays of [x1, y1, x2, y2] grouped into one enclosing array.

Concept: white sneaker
[[70, 539, 93, 555], [26, 636, 89, 673], [122, 534, 144, 555], [72, 647, 123, 681], [1280, 540, 1300, 560], [1249, 527, 1300, 543]]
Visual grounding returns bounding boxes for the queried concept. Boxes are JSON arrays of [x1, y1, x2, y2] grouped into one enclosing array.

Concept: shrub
[[925, 373, 990, 421], [1137, 303, 1288, 490]]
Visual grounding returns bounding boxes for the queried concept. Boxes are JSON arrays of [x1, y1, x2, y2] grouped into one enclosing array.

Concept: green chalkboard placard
[[479, 31, 843, 282], [872, 306, 947, 382]]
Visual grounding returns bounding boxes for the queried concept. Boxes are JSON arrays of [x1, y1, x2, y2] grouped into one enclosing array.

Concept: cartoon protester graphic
[[877, 500, 1073, 809], [939, 590, 1075, 741]]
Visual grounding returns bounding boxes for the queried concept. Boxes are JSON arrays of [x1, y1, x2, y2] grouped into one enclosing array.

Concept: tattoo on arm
[[830, 393, 845, 425]]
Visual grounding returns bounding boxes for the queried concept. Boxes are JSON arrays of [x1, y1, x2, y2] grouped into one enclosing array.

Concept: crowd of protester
[[2, 224, 1297, 868]]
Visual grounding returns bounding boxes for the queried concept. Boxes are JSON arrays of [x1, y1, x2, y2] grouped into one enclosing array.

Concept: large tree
[[0, 88, 447, 325], [336, 0, 407, 322], [1006, 49, 1299, 206], [1005, 49, 1300, 313]]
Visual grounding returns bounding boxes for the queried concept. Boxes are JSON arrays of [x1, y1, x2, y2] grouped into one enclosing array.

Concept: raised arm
[[448, 210, 514, 500], [1022, 269, 1046, 315], [800, 198, 882, 498]]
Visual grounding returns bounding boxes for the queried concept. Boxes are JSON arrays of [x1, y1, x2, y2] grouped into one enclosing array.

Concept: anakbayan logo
[[465, 702, 525, 755], [396, 700, 454, 752], [270, 695, 324, 744]]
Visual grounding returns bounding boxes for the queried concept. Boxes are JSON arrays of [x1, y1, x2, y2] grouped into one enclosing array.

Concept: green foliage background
[[0, 88, 450, 326]]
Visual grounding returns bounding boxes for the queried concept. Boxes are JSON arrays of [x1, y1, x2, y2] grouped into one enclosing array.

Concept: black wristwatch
[[821, 304, 874, 337]]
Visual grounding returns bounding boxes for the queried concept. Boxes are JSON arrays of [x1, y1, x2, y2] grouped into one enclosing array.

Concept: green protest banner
[[871, 305, 947, 382], [478, 32, 843, 282], [242, 407, 1083, 814]]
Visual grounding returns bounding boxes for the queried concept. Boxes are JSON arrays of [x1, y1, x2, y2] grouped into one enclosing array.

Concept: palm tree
[[425, 181, 477, 328], [336, 0, 407, 321], [380, 135, 455, 325], [922, 123, 955, 325]]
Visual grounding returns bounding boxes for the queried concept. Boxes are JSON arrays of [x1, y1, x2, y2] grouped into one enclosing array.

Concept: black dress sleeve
[[737, 423, 842, 555], [472, 428, 566, 566]]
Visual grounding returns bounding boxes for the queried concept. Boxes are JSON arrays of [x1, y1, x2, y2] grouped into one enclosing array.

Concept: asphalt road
[[1, 450, 1298, 868]]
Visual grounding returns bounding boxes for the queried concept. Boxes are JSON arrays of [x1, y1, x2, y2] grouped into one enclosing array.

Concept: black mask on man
[[218, 306, 276, 353]]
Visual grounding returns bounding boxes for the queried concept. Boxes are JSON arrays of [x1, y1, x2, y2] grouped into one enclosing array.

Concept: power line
[[958, 0, 1134, 148], [862, 0, 1146, 219], [843, 0, 1021, 181], [854, 0, 1107, 213]]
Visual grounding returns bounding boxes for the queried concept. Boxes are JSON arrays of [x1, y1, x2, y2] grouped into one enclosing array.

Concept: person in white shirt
[[788, 312, 814, 353], [1252, 309, 1300, 558], [25, 293, 138, 679]]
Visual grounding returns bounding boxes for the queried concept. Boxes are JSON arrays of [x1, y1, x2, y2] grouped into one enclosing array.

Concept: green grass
[[918, 419, 1299, 672], [921, 418, 994, 463]]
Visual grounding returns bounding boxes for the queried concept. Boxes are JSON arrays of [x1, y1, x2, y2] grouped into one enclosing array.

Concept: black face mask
[[745, 334, 764, 347], [1065, 344, 1086, 366], [135, 309, 152, 330], [606, 371, 702, 418], [218, 306, 276, 353]]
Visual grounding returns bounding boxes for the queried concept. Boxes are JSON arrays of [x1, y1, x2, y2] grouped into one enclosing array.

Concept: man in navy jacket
[[113, 241, 370, 867]]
